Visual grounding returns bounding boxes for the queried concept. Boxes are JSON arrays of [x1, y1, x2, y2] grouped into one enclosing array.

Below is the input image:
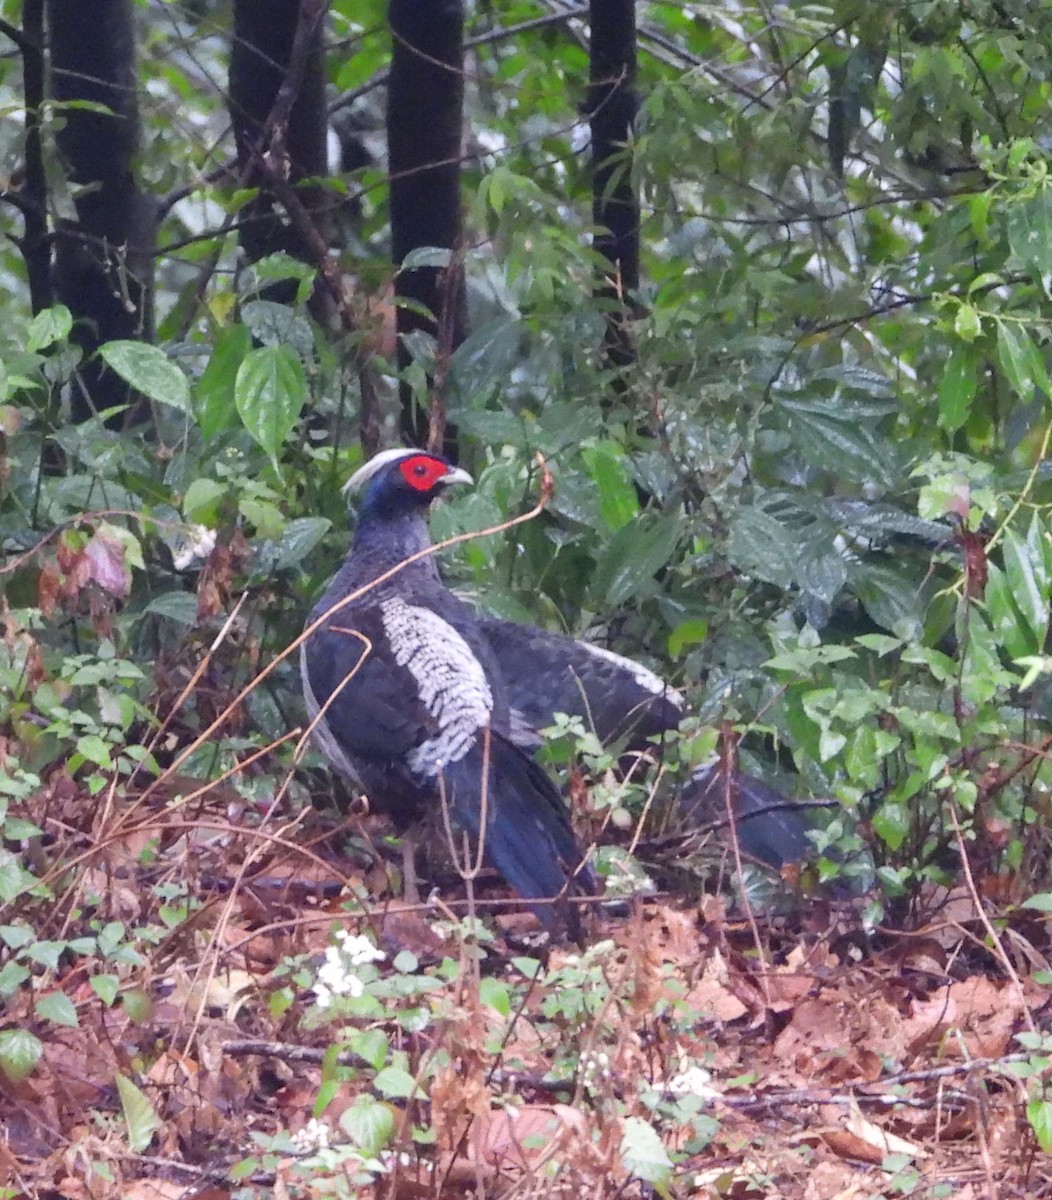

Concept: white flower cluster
[[171, 524, 217, 570], [292, 1117, 331, 1153], [314, 930, 386, 1009], [580, 1049, 613, 1089], [666, 1065, 718, 1100]]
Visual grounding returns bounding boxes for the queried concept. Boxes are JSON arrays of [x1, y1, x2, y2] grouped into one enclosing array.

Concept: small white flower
[[334, 930, 387, 966], [313, 932, 385, 1008], [292, 1118, 331, 1153], [171, 524, 217, 570], [666, 1066, 718, 1099]]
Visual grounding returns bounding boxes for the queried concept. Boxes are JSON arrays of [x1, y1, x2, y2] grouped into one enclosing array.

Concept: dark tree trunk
[[48, 0, 155, 424], [22, 0, 52, 314], [387, 0, 465, 454], [588, 0, 639, 372], [228, 0, 329, 301]]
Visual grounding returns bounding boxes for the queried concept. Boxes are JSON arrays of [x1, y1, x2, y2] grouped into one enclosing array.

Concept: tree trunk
[[588, 0, 639, 373], [228, 0, 329, 301], [387, 0, 465, 454], [48, 0, 155, 424]]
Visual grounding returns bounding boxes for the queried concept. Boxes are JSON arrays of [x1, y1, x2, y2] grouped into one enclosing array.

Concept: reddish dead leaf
[[37, 561, 62, 618], [469, 1104, 588, 1172], [85, 530, 130, 598]]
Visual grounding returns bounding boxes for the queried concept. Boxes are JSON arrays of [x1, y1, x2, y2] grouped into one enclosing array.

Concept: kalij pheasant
[[477, 620, 814, 868], [300, 449, 595, 930]]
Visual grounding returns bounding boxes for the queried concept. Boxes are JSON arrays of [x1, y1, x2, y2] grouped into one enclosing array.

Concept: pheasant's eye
[[412, 463, 428, 476]]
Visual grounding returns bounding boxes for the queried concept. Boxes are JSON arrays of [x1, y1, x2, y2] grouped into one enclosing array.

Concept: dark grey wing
[[478, 619, 683, 749]]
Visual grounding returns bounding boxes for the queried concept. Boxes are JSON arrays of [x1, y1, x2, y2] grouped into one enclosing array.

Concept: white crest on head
[[380, 597, 493, 774], [342, 448, 474, 497], [343, 448, 421, 496]]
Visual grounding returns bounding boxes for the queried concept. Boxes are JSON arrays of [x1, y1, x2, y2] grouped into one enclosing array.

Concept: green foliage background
[[3, 0, 1052, 910]]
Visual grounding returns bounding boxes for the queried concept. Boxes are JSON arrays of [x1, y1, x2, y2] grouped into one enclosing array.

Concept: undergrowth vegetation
[[2, 0, 1052, 1194]]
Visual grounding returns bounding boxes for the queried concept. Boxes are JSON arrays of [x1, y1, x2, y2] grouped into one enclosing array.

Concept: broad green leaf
[[36, 991, 78, 1027], [115, 1073, 160, 1152], [479, 977, 511, 1017], [1023, 893, 1052, 913], [269, 517, 332, 571], [996, 321, 1051, 400], [350, 1028, 389, 1071], [938, 344, 977, 431], [1028, 1098, 1052, 1154], [182, 477, 226, 522], [143, 592, 199, 625], [195, 324, 250, 440], [1002, 524, 1048, 648], [234, 345, 307, 465], [620, 1116, 673, 1191], [726, 507, 799, 590], [985, 563, 1036, 660], [668, 618, 708, 659], [26, 305, 72, 352], [399, 246, 453, 270], [340, 1097, 396, 1155], [1007, 188, 1052, 282], [373, 1065, 423, 1099], [98, 341, 190, 411], [954, 303, 982, 342], [582, 444, 638, 531], [0, 1029, 42, 1082], [91, 974, 120, 1006], [592, 515, 680, 607]]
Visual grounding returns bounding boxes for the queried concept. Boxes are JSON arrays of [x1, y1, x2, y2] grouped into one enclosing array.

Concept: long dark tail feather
[[678, 765, 816, 867], [439, 732, 596, 933]]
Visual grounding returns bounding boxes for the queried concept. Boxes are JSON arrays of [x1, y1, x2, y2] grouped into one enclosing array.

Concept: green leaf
[[115, 1073, 160, 1153], [269, 517, 332, 571], [98, 341, 190, 411], [479, 977, 511, 1017], [1001, 524, 1048, 648], [1022, 893, 1052, 913], [592, 515, 681, 607], [0, 1029, 42, 1082], [26, 304, 72, 352], [985, 563, 1036, 660], [668, 618, 708, 659], [996, 321, 1051, 400], [195, 324, 250, 440], [182, 477, 226, 523], [582, 444, 639, 531], [340, 1096, 396, 1155], [36, 991, 79, 1027], [350, 1028, 389, 1071], [620, 1116, 673, 1191], [399, 246, 453, 270], [91, 974, 121, 1006], [938, 344, 977, 432], [234, 345, 307, 465], [373, 1065, 423, 1099], [1028, 1098, 1052, 1154], [142, 592, 199, 625], [954, 303, 982, 342], [1007, 187, 1052, 281]]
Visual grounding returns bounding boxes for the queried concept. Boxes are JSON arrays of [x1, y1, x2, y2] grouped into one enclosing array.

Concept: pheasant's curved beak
[[440, 465, 473, 488]]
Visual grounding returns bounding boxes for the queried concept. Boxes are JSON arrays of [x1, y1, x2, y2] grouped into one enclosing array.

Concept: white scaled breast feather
[[380, 597, 494, 774]]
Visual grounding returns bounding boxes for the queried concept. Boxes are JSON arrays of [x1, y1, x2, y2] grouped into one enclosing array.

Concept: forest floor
[[1, 773, 1049, 1200]]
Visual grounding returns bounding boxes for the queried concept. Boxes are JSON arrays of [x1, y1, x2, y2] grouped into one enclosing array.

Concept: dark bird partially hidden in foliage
[[300, 449, 596, 931], [477, 620, 815, 869]]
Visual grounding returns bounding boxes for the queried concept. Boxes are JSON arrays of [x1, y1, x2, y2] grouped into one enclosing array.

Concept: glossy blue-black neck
[[349, 467, 440, 574]]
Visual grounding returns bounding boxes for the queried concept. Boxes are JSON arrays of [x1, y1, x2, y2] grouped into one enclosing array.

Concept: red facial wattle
[[399, 454, 451, 492]]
